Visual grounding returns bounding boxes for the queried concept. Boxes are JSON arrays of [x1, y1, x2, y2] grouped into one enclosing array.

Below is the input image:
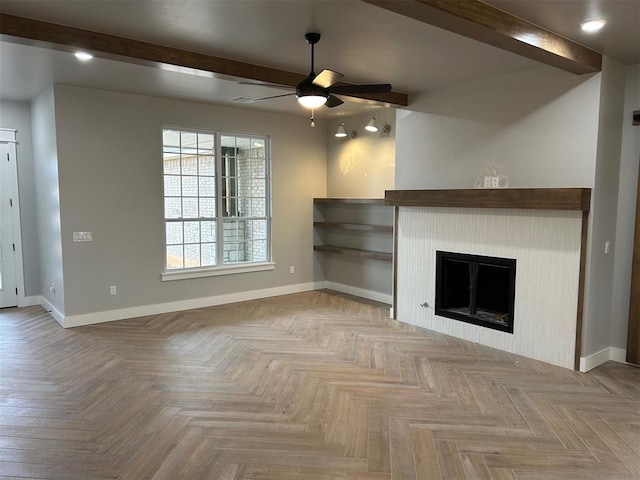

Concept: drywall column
[[31, 86, 64, 315], [582, 56, 626, 364], [610, 64, 640, 352]]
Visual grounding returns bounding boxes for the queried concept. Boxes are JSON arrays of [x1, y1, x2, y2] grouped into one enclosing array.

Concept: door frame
[[0, 128, 28, 307], [626, 154, 640, 365]]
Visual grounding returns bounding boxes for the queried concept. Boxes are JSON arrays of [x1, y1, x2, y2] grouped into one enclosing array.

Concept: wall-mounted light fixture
[[335, 122, 358, 139], [365, 116, 379, 132], [335, 122, 348, 138], [365, 115, 391, 134]]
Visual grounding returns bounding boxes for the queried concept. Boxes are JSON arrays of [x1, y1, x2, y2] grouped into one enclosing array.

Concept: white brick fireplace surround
[[385, 189, 590, 370]]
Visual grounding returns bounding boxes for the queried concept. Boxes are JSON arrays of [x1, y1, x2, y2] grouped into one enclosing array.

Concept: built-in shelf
[[313, 198, 393, 263], [385, 188, 591, 212], [313, 245, 392, 262], [313, 221, 393, 233], [313, 198, 386, 205]]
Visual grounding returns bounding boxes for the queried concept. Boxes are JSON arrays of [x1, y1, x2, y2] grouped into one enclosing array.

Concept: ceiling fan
[[241, 32, 392, 109]]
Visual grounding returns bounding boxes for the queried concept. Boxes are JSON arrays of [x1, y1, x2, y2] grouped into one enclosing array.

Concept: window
[[162, 129, 271, 278]]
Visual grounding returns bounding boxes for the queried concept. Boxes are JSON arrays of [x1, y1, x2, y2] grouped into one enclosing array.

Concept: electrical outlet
[[49, 283, 55, 296], [73, 231, 93, 242], [289, 266, 295, 274], [491, 176, 500, 188], [483, 177, 492, 188], [110, 285, 117, 295], [605, 241, 611, 255]]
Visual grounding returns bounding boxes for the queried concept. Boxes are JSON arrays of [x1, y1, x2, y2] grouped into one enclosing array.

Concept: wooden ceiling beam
[[363, 0, 602, 74], [0, 13, 408, 107]]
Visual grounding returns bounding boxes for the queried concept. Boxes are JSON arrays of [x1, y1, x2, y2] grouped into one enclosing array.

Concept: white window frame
[[161, 128, 274, 281]]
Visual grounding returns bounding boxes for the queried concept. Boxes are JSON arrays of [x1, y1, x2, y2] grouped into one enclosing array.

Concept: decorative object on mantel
[[475, 162, 509, 189]]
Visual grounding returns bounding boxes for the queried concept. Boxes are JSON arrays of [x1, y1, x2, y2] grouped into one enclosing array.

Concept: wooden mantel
[[385, 188, 591, 212]]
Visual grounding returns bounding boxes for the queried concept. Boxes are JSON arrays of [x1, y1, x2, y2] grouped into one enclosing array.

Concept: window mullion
[[215, 132, 225, 266], [265, 137, 272, 262]]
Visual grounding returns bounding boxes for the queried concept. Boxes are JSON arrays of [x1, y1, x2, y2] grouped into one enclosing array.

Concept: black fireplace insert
[[435, 251, 516, 333]]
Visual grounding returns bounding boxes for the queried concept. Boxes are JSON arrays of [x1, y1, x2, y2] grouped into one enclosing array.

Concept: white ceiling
[[0, 0, 637, 119]]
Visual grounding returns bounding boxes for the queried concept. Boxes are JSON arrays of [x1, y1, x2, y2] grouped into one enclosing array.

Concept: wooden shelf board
[[385, 188, 591, 212], [314, 245, 392, 262], [314, 198, 386, 205], [313, 222, 392, 233]]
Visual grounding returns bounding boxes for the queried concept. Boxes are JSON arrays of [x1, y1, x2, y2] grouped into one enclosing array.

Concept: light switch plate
[[73, 231, 93, 242]]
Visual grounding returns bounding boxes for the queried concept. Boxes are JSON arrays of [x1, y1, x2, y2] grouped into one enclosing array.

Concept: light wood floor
[[1, 291, 639, 479]]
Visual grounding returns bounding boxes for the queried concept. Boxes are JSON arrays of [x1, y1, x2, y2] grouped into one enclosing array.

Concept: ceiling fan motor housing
[[296, 76, 328, 100]]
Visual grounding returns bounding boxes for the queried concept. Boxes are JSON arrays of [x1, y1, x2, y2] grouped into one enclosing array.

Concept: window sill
[[161, 262, 276, 281]]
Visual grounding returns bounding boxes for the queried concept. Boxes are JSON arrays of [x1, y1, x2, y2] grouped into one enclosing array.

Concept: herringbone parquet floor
[[1, 291, 639, 479]]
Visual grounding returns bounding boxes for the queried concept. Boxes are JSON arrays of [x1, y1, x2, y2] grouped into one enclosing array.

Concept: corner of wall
[[31, 85, 65, 315], [582, 56, 627, 359]]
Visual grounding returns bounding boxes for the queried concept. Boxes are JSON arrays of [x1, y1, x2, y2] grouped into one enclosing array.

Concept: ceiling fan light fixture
[[365, 116, 379, 132], [335, 122, 348, 138], [297, 94, 328, 109], [579, 18, 606, 32]]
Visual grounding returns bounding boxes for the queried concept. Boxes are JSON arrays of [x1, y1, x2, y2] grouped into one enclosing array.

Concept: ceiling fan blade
[[325, 95, 344, 108], [239, 81, 293, 91], [253, 93, 296, 101], [329, 84, 392, 95], [312, 69, 344, 88]]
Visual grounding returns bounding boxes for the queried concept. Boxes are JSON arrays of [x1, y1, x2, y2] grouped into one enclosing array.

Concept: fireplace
[[385, 188, 590, 369], [435, 251, 516, 333]]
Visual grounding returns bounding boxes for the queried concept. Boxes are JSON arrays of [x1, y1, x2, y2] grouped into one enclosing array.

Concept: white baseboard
[[18, 295, 41, 307], [580, 346, 628, 372], [39, 296, 65, 326], [53, 282, 321, 328], [320, 281, 393, 306], [609, 347, 627, 363]]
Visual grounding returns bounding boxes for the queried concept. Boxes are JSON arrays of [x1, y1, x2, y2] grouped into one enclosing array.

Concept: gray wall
[[326, 110, 396, 198], [52, 85, 326, 316], [393, 62, 631, 360], [395, 66, 601, 189], [583, 57, 626, 357], [31, 86, 64, 312], [0, 100, 40, 297], [611, 64, 640, 350]]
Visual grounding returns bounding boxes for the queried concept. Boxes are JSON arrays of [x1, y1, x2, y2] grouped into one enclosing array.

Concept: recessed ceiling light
[[579, 19, 606, 32], [74, 51, 93, 61]]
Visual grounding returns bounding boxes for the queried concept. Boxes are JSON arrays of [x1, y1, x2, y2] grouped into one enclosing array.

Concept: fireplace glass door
[[435, 251, 516, 333]]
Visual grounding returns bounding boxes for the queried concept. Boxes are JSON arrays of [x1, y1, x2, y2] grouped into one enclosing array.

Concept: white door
[[0, 140, 18, 308]]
